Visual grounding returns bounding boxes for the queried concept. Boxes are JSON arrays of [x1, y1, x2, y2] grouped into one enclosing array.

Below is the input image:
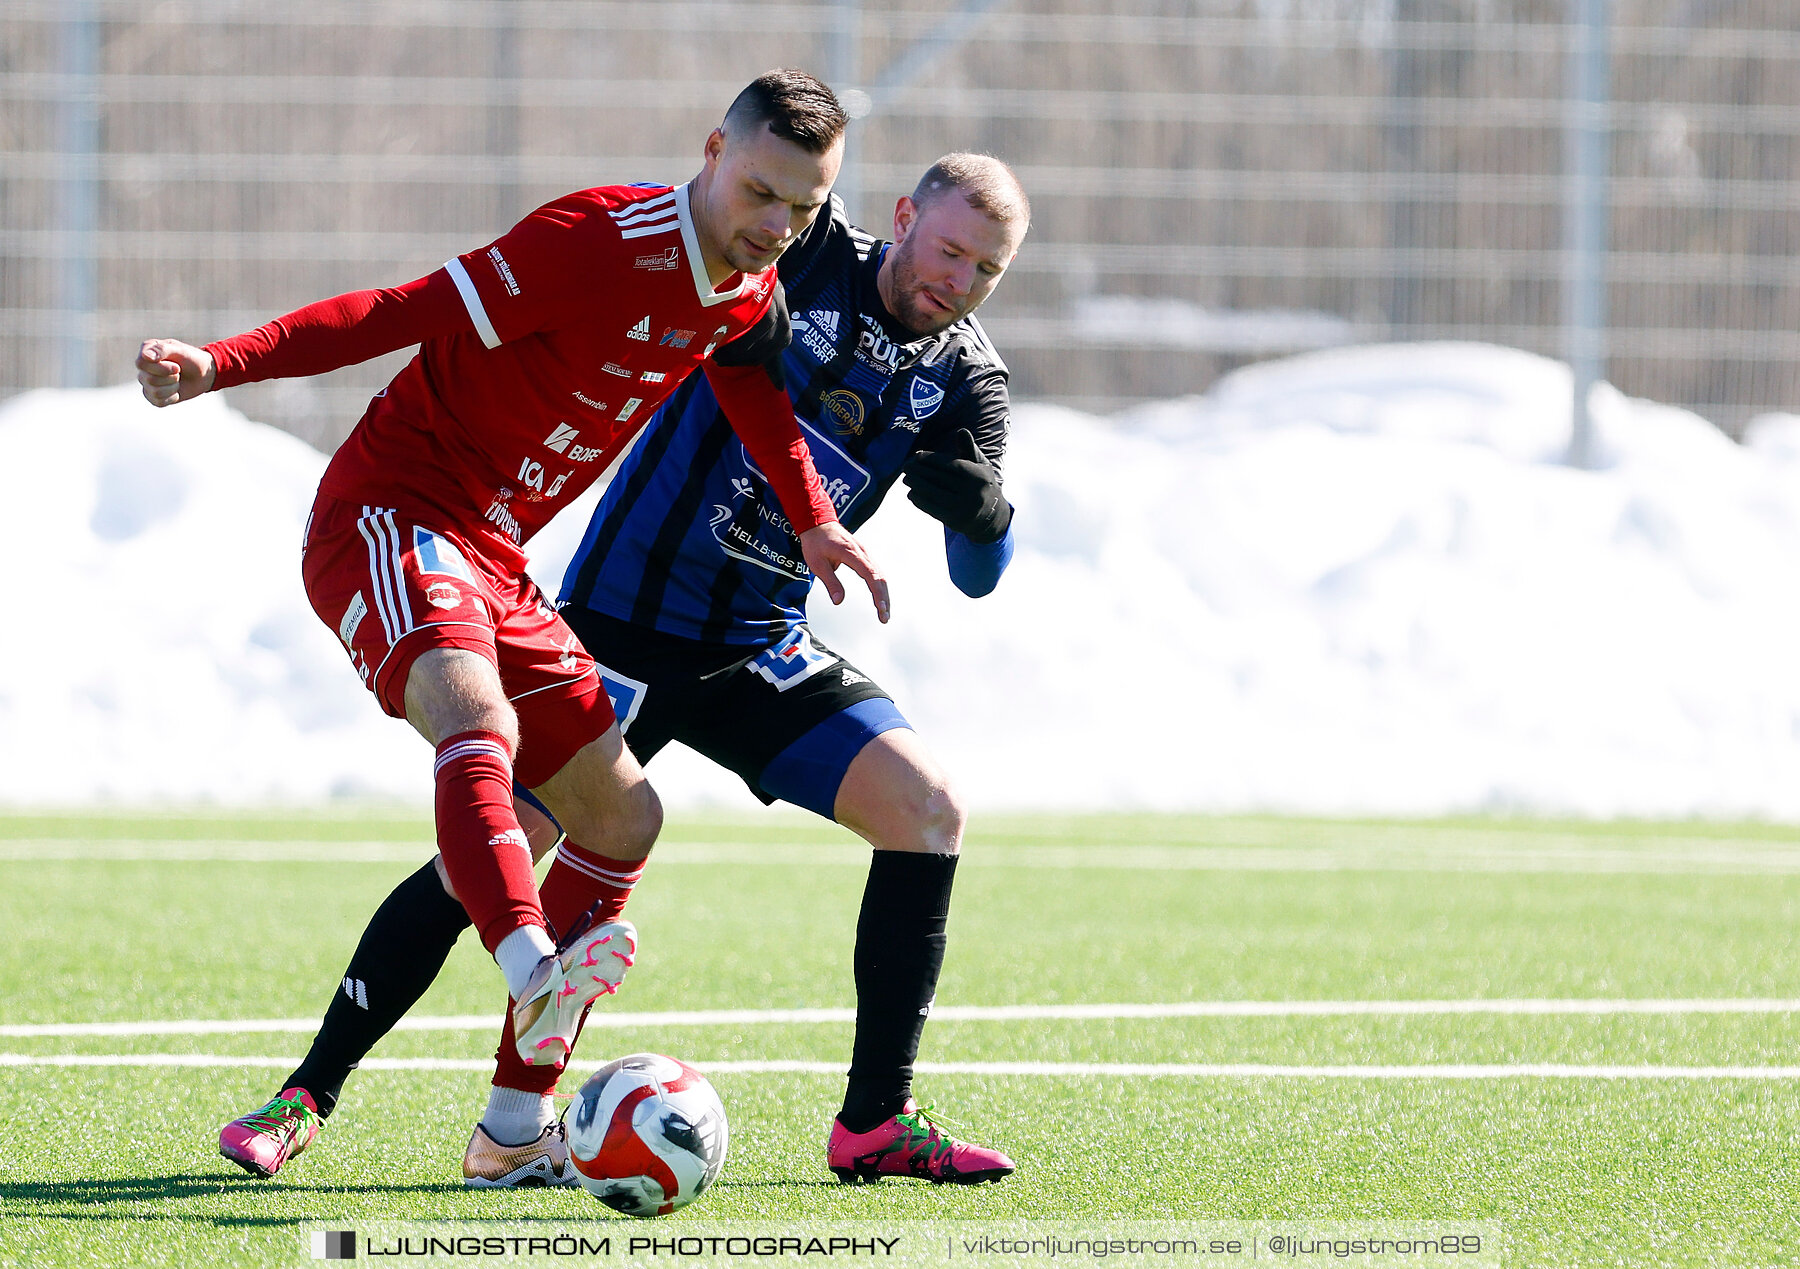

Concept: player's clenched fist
[[136, 338, 216, 406]]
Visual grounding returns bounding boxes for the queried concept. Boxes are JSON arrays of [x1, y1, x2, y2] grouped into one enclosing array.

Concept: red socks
[[433, 730, 545, 954], [491, 840, 648, 1094]]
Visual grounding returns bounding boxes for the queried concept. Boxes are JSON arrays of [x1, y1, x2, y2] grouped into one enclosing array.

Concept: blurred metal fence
[[3, 0, 1798, 448]]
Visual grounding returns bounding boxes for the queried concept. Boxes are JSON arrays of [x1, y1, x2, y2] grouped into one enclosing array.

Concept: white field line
[[8, 997, 1800, 1038], [10, 836, 1800, 873], [3, 1053, 1798, 1079]]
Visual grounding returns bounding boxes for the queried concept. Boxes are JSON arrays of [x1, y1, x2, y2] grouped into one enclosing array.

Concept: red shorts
[[301, 494, 615, 784]]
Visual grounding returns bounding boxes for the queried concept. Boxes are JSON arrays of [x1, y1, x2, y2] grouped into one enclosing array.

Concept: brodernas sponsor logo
[[820, 388, 866, 437]]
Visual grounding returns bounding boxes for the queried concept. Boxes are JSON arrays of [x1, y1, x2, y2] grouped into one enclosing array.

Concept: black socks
[[283, 851, 957, 1130], [285, 860, 472, 1117], [838, 850, 959, 1134]]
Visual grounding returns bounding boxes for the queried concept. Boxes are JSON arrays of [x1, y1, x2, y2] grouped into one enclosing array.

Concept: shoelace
[[893, 1103, 962, 1163], [239, 1094, 316, 1140]]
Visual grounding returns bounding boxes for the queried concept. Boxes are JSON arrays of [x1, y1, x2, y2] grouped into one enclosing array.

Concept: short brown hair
[[912, 153, 1031, 229], [723, 70, 847, 155]]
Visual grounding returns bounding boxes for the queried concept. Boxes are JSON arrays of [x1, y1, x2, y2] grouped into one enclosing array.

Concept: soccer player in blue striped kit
[[252, 153, 1031, 1189]]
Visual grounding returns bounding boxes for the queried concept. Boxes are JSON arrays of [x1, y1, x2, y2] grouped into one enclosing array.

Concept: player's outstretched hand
[[136, 339, 216, 407], [800, 523, 891, 624]]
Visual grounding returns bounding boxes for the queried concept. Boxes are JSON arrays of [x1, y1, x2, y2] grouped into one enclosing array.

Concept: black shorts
[[558, 607, 911, 818]]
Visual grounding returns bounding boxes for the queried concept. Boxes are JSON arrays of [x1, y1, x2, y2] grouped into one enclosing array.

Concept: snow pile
[[0, 385, 424, 802], [10, 344, 1800, 816]]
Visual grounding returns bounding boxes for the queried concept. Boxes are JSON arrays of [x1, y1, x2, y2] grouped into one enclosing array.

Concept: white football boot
[[512, 918, 637, 1065]]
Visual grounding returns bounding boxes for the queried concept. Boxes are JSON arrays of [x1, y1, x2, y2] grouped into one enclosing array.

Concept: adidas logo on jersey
[[542, 423, 580, 453], [795, 309, 840, 361], [626, 316, 651, 341], [841, 668, 869, 686]]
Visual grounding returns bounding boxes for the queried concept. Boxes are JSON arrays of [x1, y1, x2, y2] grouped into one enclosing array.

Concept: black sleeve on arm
[[958, 367, 1012, 479], [708, 281, 791, 387]]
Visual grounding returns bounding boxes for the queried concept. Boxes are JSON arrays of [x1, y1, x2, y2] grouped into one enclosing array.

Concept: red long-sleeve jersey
[[207, 183, 834, 570]]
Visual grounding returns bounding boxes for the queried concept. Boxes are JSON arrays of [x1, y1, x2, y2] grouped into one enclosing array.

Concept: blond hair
[[912, 153, 1031, 229]]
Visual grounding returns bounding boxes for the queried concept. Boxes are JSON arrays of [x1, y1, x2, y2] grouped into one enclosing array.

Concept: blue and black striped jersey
[[559, 194, 1013, 646]]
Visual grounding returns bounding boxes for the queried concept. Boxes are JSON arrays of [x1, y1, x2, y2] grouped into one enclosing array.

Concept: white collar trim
[[676, 183, 757, 307]]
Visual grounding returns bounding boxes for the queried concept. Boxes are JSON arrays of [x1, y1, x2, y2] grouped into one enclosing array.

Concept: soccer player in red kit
[[135, 71, 887, 1178]]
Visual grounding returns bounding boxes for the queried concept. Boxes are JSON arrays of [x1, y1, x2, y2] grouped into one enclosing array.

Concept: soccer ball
[[565, 1053, 728, 1217]]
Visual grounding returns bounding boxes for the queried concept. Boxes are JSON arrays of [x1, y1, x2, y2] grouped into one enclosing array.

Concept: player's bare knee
[[624, 779, 664, 856], [553, 776, 661, 859], [596, 776, 662, 857], [915, 780, 966, 855]]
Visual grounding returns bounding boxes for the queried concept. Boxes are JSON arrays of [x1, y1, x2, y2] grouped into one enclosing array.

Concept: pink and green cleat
[[827, 1099, 1014, 1185], [219, 1087, 321, 1178]]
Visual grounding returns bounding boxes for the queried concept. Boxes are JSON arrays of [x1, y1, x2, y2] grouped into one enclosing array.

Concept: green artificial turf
[[1, 810, 1797, 1267]]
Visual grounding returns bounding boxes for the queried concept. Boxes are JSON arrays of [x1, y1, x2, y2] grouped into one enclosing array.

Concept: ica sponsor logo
[[820, 388, 866, 437], [516, 456, 570, 501]]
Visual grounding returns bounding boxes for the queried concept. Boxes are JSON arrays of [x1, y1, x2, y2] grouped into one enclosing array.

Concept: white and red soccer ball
[[566, 1053, 728, 1217]]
